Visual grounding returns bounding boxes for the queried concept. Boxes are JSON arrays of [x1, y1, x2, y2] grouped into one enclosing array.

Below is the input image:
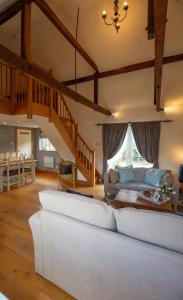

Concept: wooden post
[[74, 124, 78, 184], [154, 0, 168, 111], [146, 0, 154, 40], [21, 2, 32, 118], [91, 150, 96, 187], [27, 75, 32, 119], [10, 68, 16, 114], [49, 88, 53, 122], [94, 74, 98, 105], [21, 2, 32, 62]]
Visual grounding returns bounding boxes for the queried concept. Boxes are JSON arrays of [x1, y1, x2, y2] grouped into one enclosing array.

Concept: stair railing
[[0, 59, 96, 185]]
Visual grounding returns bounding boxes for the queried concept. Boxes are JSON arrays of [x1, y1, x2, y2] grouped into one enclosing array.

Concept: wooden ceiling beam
[[21, 1, 32, 62], [0, 43, 111, 116], [21, 1, 32, 119], [154, 0, 168, 111], [63, 53, 183, 86], [34, 0, 98, 72], [0, 0, 33, 26], [146, 0, 154, 40], [94, 74, 98, 105]]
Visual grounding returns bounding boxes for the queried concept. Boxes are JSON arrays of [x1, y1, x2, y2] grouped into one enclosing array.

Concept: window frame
[[39, 137, 56, 152], [108, 125, 153, 169]]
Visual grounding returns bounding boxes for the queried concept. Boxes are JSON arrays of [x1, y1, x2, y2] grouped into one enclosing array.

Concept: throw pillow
[[109, 169, 119, 183], [117, 166, 135, 183], [133, 167, 148, 182], [145, 168, 165, 186]]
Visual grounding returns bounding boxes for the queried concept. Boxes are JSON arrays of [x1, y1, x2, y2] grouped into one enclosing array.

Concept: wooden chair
[[21, 156, 36, 185], [58, 160, 76, 191], [2, 159, 21, 191]]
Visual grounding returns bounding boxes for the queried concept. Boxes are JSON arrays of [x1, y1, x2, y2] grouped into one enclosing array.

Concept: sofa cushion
[[117, 166, 135, 183], [109, 169, 119, 184], [145, 168, 166, 186], [115, 181, 154, 192], [115, 208, 183, 254], [133, 167, 148, 182], [39, 190, 116, 231]]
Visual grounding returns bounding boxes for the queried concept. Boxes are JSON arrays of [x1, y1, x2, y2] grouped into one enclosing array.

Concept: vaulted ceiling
[[0, 0, 183, 112]]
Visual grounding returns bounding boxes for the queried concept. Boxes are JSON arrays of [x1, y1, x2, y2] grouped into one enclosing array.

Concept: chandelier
[[102, 1, 129, 33]]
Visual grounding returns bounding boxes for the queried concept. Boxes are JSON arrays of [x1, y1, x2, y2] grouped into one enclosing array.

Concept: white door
[[16, 128, 32, 158]]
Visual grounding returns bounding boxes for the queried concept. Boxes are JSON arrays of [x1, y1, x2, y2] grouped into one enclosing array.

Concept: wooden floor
[[0, 171, 104, 300]]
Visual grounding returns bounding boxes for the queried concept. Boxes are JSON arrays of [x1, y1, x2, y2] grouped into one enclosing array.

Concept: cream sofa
[[29, 190, 183, 300]]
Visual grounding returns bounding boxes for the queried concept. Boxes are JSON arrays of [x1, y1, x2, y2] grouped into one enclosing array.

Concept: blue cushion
[[66, 189, 93, 198], [117, 167, 135, 183], [145, 169, 165, 186]]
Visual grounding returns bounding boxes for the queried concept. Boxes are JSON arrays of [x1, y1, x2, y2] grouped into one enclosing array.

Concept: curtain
[[102, 123, 128, 177], [131, 121, 161, 168]]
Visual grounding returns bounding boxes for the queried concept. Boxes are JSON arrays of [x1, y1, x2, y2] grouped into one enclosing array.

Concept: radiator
[[44, 156, 54, 168]]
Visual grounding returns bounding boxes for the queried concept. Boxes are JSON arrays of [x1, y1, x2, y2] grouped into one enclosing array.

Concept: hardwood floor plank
[[0, 277, 36, 300], [40, 282, 75, 300], [0, 171, 104, 299], [8, 260, 47, 297]]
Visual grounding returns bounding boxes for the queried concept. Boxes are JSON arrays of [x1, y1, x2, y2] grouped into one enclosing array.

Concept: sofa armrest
[[162, 172, 179, 206], [103, 173, 110, 195], [171, 173, 180, 203], [29, 211, 44, 275], [161, 172, 173, 186], [104, 173, 110, 185]]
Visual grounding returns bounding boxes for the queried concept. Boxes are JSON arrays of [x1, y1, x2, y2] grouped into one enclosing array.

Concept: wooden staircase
[[0, 59, 101, 186]]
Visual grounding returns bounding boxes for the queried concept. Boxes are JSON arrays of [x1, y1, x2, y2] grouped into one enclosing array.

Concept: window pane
[[108, 125, 153, 169], [39, 137, 56, 151]]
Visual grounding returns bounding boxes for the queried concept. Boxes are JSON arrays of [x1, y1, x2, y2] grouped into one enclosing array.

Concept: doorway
[[16, 128, 32, 158]]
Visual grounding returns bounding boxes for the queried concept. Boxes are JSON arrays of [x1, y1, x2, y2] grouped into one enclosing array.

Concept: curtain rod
[[95, 120, 174, 126]]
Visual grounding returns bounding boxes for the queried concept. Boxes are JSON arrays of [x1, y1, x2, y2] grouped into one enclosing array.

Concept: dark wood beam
[[21, 2, 32, 62], [34, 0, 98, 72], [21, 1, 32, 119], [154, 0, 168, 111], [94, 74, 98, 105], [146, 0, 154, 39], [0, 0, 33, 26], [0, 44, 111, 116], [63, 53, 183, 86], [64, 74, 95, 86]]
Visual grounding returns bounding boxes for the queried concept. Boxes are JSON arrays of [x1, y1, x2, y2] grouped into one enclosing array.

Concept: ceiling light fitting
[[102, 1, 129, 33]]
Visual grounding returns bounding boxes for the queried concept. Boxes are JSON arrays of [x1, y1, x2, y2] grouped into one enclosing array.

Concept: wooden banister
[[0, 58, 98, 186]]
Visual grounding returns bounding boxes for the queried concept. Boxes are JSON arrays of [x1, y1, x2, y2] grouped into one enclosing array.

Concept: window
[[108, 125, 152, 169], [39, 137, 56, 151]]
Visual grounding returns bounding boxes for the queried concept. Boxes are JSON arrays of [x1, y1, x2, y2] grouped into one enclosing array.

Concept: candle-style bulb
[[102, 10, 107, 18], [123, 1, 128, 10]]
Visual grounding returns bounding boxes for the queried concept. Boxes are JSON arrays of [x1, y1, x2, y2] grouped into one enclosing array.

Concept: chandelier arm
[[104, 18, 113, 26], [118, 10, 128, 23]]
